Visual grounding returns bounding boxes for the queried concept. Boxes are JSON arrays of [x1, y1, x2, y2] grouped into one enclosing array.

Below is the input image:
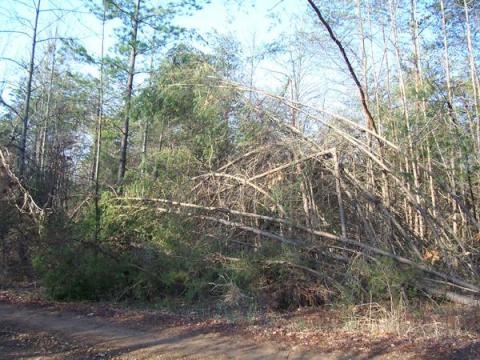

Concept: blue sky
[[0, 0, 353, 121], [0, 0, 308, 90]]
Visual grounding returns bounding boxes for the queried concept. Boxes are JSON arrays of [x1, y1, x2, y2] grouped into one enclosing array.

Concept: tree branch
[[306, 0, 378, 134]]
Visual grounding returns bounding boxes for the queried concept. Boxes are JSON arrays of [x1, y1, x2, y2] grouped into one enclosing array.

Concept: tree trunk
[[40, 35, 57, 174], [117, 0, 141, 185], [93, 7, 106, 241], [463, 0, 480, 152], [19, 0, 41, 178], [306, 0, 378, 134]]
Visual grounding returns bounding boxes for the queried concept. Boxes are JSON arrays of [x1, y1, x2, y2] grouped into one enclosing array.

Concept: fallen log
[[422, 285, 480, 306], [114, 197, 480, 294]]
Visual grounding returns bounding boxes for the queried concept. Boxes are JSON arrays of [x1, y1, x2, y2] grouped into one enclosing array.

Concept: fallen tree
[[113, 196, 480, 302], [0, 148, 44, 221]]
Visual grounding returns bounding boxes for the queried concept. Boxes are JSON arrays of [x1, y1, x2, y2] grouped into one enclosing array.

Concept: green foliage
[[33, 244, 125, 300], [34, 199, 216, 302], [129, 146, 200, 197], [339, 258, 419, 305], [132, 45, 235, 169], [34, 195, 328, 308]]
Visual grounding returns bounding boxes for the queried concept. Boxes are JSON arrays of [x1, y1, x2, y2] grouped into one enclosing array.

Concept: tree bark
[[93, 6, 106, 242], [463, 0, 480, 152], [19, 0, 41, 179], [117, 0, 141, 185]]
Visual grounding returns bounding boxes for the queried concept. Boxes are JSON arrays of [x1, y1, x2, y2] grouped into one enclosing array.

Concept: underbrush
[[33, 241, 422, 313], [31, 190, 424, 311]]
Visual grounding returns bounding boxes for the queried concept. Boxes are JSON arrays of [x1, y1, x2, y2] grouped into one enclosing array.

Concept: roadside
[[0, 288, 479, 359], [0, 301, 349, 360]]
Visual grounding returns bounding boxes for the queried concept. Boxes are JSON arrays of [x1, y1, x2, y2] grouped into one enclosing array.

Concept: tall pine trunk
[[117, 0, 141, 185], [19, 0, 41, 178]]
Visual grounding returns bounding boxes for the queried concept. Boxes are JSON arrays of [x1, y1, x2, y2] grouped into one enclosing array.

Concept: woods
[[1, 0, 479, 313]]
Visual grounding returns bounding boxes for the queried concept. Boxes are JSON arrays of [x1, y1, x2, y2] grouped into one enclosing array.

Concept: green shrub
[[339, 258, 419, 305], [33, 244, 126, 300]]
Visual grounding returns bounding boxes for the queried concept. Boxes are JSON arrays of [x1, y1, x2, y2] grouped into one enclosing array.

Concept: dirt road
[[0, 303, 360, 360], [2, 301, 479, 359]]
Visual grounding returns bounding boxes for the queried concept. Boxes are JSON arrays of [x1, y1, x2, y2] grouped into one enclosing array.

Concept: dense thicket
[[1, 0, 479, 309]]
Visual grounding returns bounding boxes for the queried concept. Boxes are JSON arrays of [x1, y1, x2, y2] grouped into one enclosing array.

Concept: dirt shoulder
[[0, 289, 479, 359], [0, 302, 348, 359]]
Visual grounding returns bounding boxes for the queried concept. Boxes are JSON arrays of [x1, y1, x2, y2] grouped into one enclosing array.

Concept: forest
[[1, 0, 480, 357]]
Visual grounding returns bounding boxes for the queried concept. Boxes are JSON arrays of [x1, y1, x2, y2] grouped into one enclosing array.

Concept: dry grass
[[341, 300, 480, 339]]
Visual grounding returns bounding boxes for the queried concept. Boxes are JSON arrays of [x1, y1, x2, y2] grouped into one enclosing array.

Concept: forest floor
[[0, 286, 480, 359]]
